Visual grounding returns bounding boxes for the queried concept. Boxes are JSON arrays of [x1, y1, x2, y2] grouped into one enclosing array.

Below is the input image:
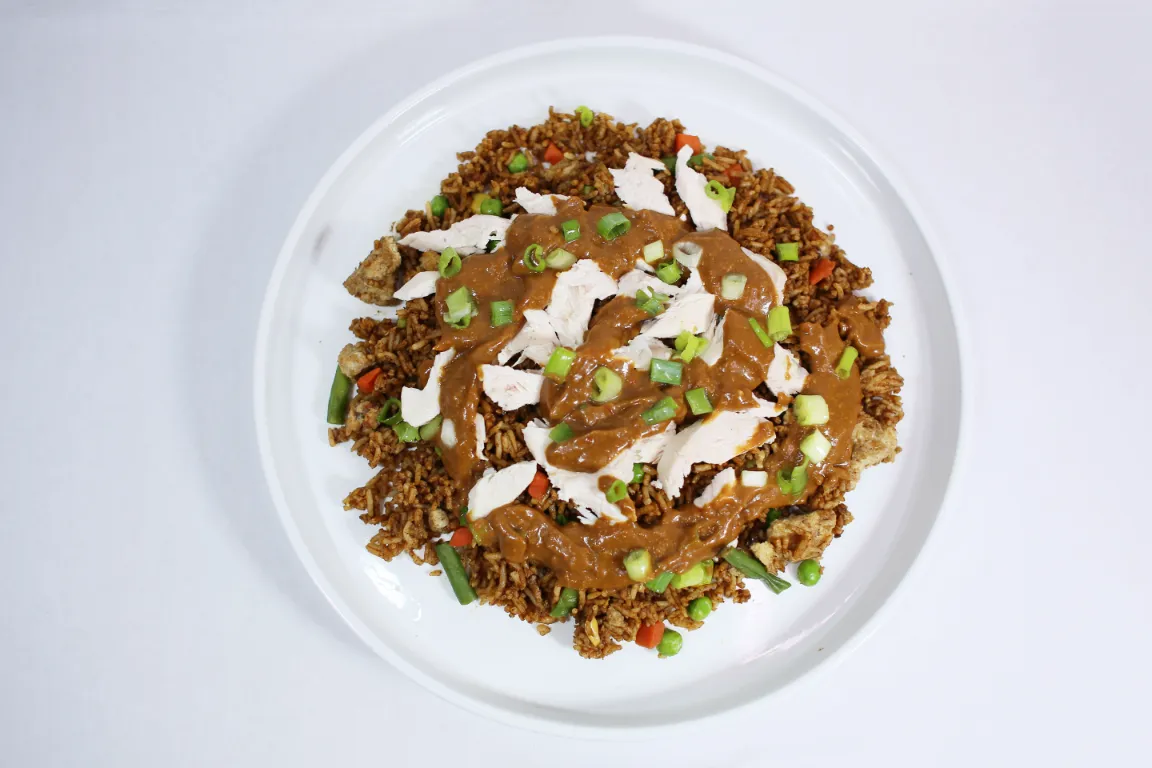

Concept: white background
[[1, 1, 1150, 765]]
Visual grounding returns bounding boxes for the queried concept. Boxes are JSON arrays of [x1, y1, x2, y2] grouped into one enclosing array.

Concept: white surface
[[256, 37, 961, 733], [1, 1, 1150, 765]]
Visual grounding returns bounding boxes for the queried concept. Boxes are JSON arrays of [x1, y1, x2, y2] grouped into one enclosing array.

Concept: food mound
[[325, 108, 903, 659]]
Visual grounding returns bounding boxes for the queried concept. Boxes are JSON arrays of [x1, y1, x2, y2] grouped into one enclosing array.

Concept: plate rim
[[253, 34, 973, 738]]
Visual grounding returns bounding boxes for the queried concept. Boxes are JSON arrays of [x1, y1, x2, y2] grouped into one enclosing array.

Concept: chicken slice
[[545, 259, 618, 348], [496, 308, 560, 367], [675, 145, 727, 231], [610, 153, 675, 215], [765, 343, 808, 395], [480, 365, 545, 411], [466, 461, 539, 520], [393, 270, 439, 301], [693, 468, 737, 508], [612, 336, 673, 371], [515, 187, 570, 215], [741, 246, 787, 309], [398, 215, 511, 255], [399, 348, 454, 427]]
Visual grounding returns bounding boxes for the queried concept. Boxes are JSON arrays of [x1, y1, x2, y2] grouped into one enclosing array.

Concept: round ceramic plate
[[255, 37, 966, 736]]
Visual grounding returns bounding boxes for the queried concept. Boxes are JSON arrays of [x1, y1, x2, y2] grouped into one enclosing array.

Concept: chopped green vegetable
[[631, 463, 645, 484], [544, 347, 575, 379], [549, 422, 574, 443], [489, 300, 515, 327], [674, 331, 707, 362], [326, 367, 353, 425], [560, 219, 581, 242], [700, 559, 714, 585], [396, 317, 407, 329], [545, 247, 576, 270], [624, 548, 653, 582], [582, 184, 595, 195], [597, 211, 631, 239], [748, 317, 773, 348], [635, 287, 670, 316], [446, 315, 471, 330], [523, 243, 546, 272], [661, 156, 676, 174], [836, 346, 859, 379], [655, 260, 682, 285], [605, 479, 629, 504], [376, 397, 402, 426], [418, 414, 442, 440], [703, 179, 735, 212], [776, 242, 799, 262], [685, 387, 713, 416], [657, 628, 683, 658], [776, 457, 810, 496], [550, 586, 579, 617], [470, 193, 489, 214], [721, 273, 746, 300], [479, 197, 503, 216], [723, 548, 791, 594], [485, 239, 499, 253], [592, 366, 623, 403], [767, 306, 791, 342], [687, 152, 713, 168], [555, 513, 569, 525], [507, 152, 529, 173], [649, 358, 683, 386], [392, 421, 419, 442], [642, 240, 665, 263], [444, 285, 476, 325], [641, 396, 678, 425], [575, 105, 594, 127], [670, 561, 706, 589], [797, 559, 822, 586], [793, 394, 829, 426], [434, 542, 477, 605], [645, 572, 675, 593], [687, 597, 712, 621], [672, 240, 703, 268], [800, 430, 832, 464], [438, 247, 461, 278], [430, 194, 448, 217]]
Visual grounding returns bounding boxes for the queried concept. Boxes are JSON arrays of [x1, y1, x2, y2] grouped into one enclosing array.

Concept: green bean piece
[[722, 548, 792, 594], [549, 587, 580, 618], [434, 543, 477, 605], [326, 367, 353, 425]]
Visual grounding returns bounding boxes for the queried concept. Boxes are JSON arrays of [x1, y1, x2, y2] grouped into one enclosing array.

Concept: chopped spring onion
[[703, 179, 736, 212], [392, 421, 420, 443], [776, 457, 810, 496], [641, 396, 678, 425], [545, 247, 577, 270], [800, 430, 832, 464], [646, 571, 675, 593], [549, 422, 575, 443], [523, 243, 546, 272], [685, 387, 713, 416], [444, 285, 476, 324], [672, 240, 703, 268], [642, 240, 665, 264], [670, 561, 706, 589], [793, 394, 829, 426], [544, 347, 575, 379], [635, 287, 670, 316], [489, 300, 514, 327], [418, 414, 442, 440], [438, 247, 461, 278], [430, 194, 448, 217], [396, 316, 407, 329], [687, 152, 713, 168], [722, 548, 792, 594], [592, 366, 623, 402], [624, 548, 653, 581], [649, 358, 684, 386], [674, 331, 708, 362], [655, 260, 682, 285], [479, 197, 503, 216], [657, 628, 683, 658], [550, 586, 579, 618], [632, 463, 645, 484], [560, 219, 581, 242], [720, 273, 747, 300], [687, 597, 712, 621], [776, 242, 799, 262], [326, 367, 353, 425], [741, 470, 768, 487], [575, 105, 594, 127], [434, 542, 477, 605], [470, 193, 489, 214], [446, 315, 472, 330], [661, 156, 676, 174], [700, 559, 714, 585], [748, 317, 773, 348], [597, 211, 631, 240], [605, 479, 629, 504], [836, 346, 859, 379], [376, 397, 402, 426], [767, 306, 792, 341], [507, 152, 529, 173]]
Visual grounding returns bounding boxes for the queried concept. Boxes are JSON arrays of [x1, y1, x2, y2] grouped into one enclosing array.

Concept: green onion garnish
[[544, 347, 575, 380], [438, 247, 461, 278], [776, 242, 799, 262], [635, 287, 670, 316], [447, 315, 471, 330], [642, 240, 664, 263], [655, 260, 682, 285], [376, 397, 402, 426], [704, 180, 735, 212], [549, 422, 574, 443], [674, 331, 707, 362], [685, 388, 713, 416], [800, 430, 832, 464], [740, 470, 768, 487], [748, 317, 772, 347], [672, 240, 703, 268], [793, 394, 829, 426], [606, 479, 629, 504], [670, 561, 706, 589], [560, 219, 581, 242], [687, 152, 712, 168], [444, 285, 476, 325], [649, 358, 683, 386], [479, 197, 503, 216], [418, 414, 443, 440], [575, 105, 594, 127], [661, 156, 676, 175], [430, 194, 448, 218], [507, 152, 529, 173], [523, 243, 546, 272], [549, 586, 579, 618], [392, 421, 420, 443], [623, 548, 652, 581], [767, 306, 792, 342], [722, 548, 791, 594], [776, 457, 810, 496], [720, 273, 747, 300], [645, 571, 675, 593], [597, 211, 631, 240], [631, 463, 645, 484], [641, 396, 678, 425], [836, 346, 859, 379], [591, 366, 623, 403], [490, 300, 515, 327], [700, 559, 714, 585], [396, 317, 407, 329], [545, 247, 577, 270]]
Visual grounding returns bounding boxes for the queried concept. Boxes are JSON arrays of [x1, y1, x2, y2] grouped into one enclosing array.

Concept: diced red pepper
[[809, 258, 836, 285], [527, 470, 550, 500], [635, 622, 665, 649], [725, 163, 745, 180], [674, 133, 703, 154], [356, 368, 381, 394], [449, 527, 473, 547], [543, 142, 564, 164]]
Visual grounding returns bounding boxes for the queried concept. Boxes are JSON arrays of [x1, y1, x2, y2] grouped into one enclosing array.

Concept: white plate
[[254, 37, 967, 736]]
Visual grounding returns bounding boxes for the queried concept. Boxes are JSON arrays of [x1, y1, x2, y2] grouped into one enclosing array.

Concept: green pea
[[430, 194, 448, 217], [687, 597, 712, 621], [657, 628, 683, 658], [479, 197, 503, 216], [797, 559, 822, 586]]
